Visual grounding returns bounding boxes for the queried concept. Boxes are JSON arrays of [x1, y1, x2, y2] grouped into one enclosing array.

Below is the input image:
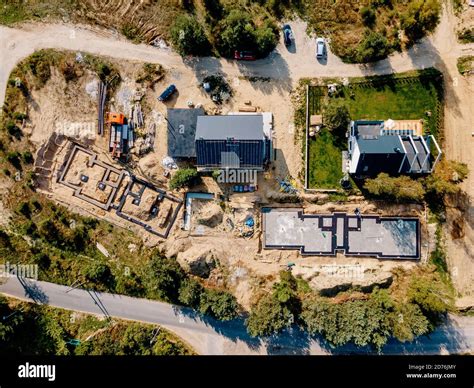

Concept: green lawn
[[308, 128, 344, 189], [335, 72, 442, 137]]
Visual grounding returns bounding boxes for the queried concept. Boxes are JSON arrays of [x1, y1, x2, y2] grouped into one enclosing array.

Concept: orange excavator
[[106, 113, 125, 125]]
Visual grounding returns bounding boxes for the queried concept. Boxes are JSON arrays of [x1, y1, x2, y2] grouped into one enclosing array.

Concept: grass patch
[[457, 55, 474, 75], [308, 128, 344, 189], [331, 70, 443, 137]]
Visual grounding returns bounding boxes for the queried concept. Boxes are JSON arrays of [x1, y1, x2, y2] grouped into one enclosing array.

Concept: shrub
[[121, 23, 141, 43], [85, 262, 115, 289], [361, 6, 376, 26], [13, 112, 27, 121], [33, 253, 51, 271], [457, 55, 474, 75], [22, 151, 33, 164], [457, 28, 474, 44], [26, 51, 53, 86], [17, 202, 31, 218], [169, 168, 201, 190], [6, 151, 22, 170], [135, 63, 164, 87], [59, 61, 80, 82], [170, 15, 210, 56]]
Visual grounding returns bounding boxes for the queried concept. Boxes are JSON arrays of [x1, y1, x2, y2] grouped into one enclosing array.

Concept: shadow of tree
[[17, 276, 49, 304]]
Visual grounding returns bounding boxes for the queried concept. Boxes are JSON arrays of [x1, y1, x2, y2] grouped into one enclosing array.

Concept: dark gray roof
[[167, 108, 204, 158], [357, 135, 403, 154], [195, 115, 264, 141]]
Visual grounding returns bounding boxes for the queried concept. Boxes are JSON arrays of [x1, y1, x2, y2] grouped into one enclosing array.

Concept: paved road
[[1, 276, 473, 355], [1, 7, 473, 107]]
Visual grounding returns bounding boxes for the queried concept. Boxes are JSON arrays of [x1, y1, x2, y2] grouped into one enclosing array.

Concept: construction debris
[[97, 81, 107, 135], [130, 102, 144, 129]]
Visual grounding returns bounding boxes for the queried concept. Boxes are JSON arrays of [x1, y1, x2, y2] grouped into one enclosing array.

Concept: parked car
[[234, 50, 256, 61], [282, 24, 293, 47], [316, 37, 326, 59], [158, 84, 176, 101]]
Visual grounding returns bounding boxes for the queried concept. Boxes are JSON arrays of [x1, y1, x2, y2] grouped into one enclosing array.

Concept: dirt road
[[1, 8, 473, 107]]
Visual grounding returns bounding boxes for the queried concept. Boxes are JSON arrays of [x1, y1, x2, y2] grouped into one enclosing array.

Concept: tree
[[170, 15, 210, 56], [199, 289, 238, 321], [302, 289, 398, 351], [253, 22, 278, 57], [217, 10, 278, 58], [356, 30, 390, 62], [323, 101, 351, 137], [424, 159, 469, 197], [272, 270, 301, 315], [218, 10, 255, 57], [143, 256, 185, 302], [402, 0, 441, 42], [169, 168, 201, 190], [407, 275, 451, 323], [391, 303, 429, 342], [364, 173, 425, 202], [178, 278, 203, 308], [246, 294, 293, 337]]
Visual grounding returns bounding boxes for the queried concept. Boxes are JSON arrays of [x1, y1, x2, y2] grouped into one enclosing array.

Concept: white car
[[316, 38, 326, 59]]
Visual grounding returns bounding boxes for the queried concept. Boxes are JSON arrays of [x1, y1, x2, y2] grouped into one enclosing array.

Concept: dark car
[[158, 84, 177, 101], [282, 24, 293, 47], [234, 50, 256, 61]]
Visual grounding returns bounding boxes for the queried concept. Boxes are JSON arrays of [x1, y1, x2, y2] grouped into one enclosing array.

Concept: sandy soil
[[435, 3, 474, 308]]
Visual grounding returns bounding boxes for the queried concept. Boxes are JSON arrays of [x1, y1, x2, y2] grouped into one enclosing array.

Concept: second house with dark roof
[[194, 114, 272, 171], [345, 120, 442, 178]]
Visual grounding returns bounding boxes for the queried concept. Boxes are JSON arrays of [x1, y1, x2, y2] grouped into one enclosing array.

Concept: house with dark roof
[[167, 108, 205, 159], [346, 120, 441, 178], [195, 115, 272, 171]]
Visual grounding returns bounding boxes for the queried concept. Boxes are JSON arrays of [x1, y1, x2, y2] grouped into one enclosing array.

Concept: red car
[[234, 50, 256, 61]]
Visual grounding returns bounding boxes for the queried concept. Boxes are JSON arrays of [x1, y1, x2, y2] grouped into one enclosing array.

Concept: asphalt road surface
[[1, 276, 473, 355]]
